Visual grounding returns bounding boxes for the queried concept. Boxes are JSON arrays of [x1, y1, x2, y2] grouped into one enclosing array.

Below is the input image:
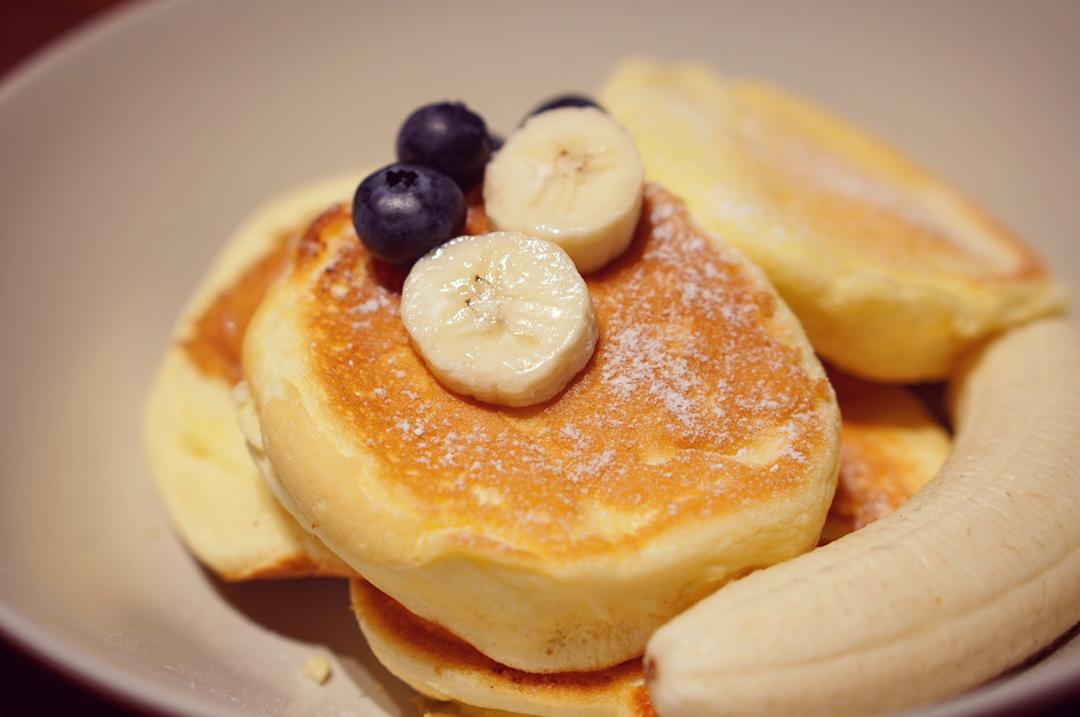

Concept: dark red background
[[0, 2, 1076, 716]]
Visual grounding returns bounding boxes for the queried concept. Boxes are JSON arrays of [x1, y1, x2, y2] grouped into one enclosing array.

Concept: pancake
[[143, 174, 361, 580], [821, 372, 951, 543], [349, 579, 654, 717], [240, 183, 841, 672], [600, 60, 1068, 382], [347, 377, 948, 716]]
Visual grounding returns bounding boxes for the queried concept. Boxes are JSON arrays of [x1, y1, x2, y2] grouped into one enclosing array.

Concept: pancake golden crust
[[821, 371, 951, 543], [242, 182, 840, 671], [350, 580, 655, 717], [181, 232, 294, 385], [600, 60, 1068, 381]]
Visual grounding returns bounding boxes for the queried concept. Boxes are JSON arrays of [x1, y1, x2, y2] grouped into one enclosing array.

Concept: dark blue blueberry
[[396, 102, 492, 189], [525, 94, 604, 121], [489, 132, 505, 153], [352, 164, 466, 265]]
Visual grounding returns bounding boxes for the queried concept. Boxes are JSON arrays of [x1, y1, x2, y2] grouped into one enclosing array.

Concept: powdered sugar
[[353, 294, 393, 315], [601, 325, 701, 432]]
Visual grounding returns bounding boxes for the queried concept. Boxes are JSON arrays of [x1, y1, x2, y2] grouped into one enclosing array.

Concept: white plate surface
[[0, 1, 1077, 715]]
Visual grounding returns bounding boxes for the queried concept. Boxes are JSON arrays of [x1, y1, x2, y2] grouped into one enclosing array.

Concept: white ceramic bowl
[[1, 1, 1077, 715]]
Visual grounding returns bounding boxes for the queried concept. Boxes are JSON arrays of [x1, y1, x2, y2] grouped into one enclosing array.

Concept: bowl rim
[[0, 1, 1076, 715], [0, 7, 255, 713]]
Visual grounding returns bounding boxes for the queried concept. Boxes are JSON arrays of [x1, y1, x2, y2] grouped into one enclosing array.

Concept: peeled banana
[[646, 318, 1080, 717]]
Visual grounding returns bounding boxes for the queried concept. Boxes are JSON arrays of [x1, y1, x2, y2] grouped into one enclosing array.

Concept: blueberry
[[396, 102, 492, 189], [526, 94, 604, 120], [489, 132, 505, 153], [352, 164, 466, 265]]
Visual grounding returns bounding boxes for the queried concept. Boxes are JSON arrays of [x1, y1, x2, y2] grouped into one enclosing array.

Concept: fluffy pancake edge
[[599, 59, 1068, 381], [143, 171, 366, 580]]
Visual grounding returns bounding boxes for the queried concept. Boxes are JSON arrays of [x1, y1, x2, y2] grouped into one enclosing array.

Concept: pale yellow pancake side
[[241, 185, 841, 672], [601, 59, 1067, 381], [144, 173, 363, 580], [349, 580, 655, 717]]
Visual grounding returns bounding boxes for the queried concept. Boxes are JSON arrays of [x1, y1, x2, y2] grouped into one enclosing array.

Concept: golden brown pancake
[[601, 60, 1067, 381], [350, 579, 655, 717], [821, 372, 952, 543], [144, 174, 362, 580], [240, 183, 841, 672]]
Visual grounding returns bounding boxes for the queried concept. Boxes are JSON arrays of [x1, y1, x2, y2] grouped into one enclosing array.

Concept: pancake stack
[[143, 59, 1067, 717], [239, 183, 840, 673]]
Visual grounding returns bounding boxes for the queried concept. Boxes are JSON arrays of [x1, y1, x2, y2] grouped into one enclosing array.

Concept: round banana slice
[[484, 107, 644, 273], [401, 231, 598, 408]]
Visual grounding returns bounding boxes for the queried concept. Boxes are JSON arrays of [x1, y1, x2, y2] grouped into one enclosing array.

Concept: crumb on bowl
[[302, 655, 332, 685]]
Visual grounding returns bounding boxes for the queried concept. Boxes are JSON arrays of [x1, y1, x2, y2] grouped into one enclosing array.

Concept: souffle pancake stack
[[145, 59, 1078, 717]]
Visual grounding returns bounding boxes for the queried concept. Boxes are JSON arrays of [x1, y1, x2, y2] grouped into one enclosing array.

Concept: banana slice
[[401, 231, 598, 408], [483, 107, 644, 273]]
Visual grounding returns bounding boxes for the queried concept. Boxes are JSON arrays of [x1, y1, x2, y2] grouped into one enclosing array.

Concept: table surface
[[0, 2, 1076, 717]]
